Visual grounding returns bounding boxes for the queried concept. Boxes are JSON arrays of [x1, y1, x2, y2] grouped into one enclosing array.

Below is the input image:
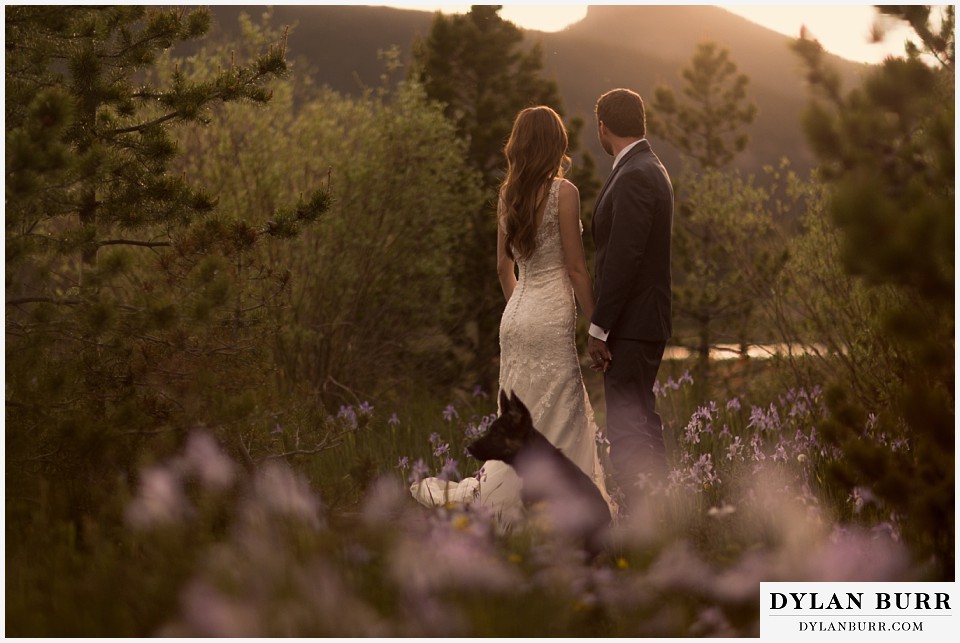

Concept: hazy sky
[[378, 3, 924, 65]]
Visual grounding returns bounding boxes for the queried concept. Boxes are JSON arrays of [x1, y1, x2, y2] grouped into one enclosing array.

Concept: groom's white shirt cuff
[[588, 323, 610, 342]]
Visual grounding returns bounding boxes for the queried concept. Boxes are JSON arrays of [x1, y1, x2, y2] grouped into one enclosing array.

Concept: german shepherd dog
[[468, 390, 611, 557]]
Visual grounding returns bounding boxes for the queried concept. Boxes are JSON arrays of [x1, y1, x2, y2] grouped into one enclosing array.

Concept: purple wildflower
[[125, 465, 186, 529], [358, 401, 374, 417], [726, 436, 743, 461], [464, 422, 483, 441], [726, 396, 741, 412], [442, 404, 458, 421], [433, 441, 450, 458], [667, 467, 685, 489], [871, 522, 900, 542], [747, 404, 780, 433], [182, 432, 235, 490], [689, 453, 720, 489], [272, 423, 283, 434], [772, 439, 789, 463], [472, 385, 488, 399], [408, 458, 429, 485], [388, 412, 400, 426], [438, 457, 459, 481], [338, 405, 358, 430], [684, 417, 701, 445], [750, 432, 766, 462], [788, 396, 809, 418], [397, 456, 410, 470], [428, 432, 441, 446]]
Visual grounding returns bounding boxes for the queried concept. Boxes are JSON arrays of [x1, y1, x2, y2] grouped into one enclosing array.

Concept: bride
[[411, 106, 614, 522]]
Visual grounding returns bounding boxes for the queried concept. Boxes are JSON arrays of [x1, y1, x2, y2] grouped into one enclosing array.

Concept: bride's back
[[513, 179, 568, 282]]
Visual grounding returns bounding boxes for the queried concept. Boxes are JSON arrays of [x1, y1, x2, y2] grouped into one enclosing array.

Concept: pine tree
[[792, 5, 954, 579], [411, 5, 598, 388], [648, 42, 770, 398], [6, 7, 329, 522], [649, 41, 757, 170]]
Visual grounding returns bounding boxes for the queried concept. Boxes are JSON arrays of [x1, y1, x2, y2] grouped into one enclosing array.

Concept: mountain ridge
[[206, 5, 871, 178]]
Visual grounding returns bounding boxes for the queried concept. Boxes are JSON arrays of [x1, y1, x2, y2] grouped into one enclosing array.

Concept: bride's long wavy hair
[[499, 106, 571, 260]]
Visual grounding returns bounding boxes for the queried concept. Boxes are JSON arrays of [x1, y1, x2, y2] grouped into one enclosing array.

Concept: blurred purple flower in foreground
[[408, 458, 429, 485], [181, 432, 235, 490], [126, 465, 187, 529]]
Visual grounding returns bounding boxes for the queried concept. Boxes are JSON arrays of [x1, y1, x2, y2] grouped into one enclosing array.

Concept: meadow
[[7, 353, 918, 637]]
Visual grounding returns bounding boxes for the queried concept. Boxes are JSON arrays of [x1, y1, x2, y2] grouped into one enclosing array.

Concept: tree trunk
[[697, 317, 711, 401]]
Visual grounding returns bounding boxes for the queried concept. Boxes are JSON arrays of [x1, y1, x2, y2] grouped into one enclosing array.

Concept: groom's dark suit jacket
[[591, 140, 673, 341]]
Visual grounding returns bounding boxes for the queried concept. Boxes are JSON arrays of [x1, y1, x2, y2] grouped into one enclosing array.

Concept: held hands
[[587, 336, 612, 373]]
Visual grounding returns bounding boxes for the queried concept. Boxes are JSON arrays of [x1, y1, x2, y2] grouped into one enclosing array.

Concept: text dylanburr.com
[[761, 582, 956, 640]]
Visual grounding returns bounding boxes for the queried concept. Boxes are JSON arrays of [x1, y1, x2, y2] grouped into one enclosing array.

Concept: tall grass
[[5, 358, 918, 636]]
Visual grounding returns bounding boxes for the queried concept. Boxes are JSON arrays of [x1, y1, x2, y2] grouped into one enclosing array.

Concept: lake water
[[663, 343, 832, 361]]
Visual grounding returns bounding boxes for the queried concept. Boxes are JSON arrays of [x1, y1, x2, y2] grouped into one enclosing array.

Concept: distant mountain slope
[[562, 5, 866, 93], [545, 5, 868, 173], [209, 5, 434, 92], [207, 4, 870, 178]]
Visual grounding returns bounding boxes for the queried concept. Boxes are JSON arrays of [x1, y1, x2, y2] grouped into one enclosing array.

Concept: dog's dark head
[[467, 389, 534, 464]]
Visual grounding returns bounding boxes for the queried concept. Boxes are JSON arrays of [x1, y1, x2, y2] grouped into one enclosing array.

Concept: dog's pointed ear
[[499, 389, 510, 414], [509, 391, 530, 417]]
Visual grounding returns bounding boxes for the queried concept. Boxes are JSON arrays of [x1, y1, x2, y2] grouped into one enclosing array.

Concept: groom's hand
[[588, 336, 612, 373]]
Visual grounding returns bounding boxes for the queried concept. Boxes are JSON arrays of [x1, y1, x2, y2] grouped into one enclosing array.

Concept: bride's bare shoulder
[[557, 178, 580, 207], [557, 179, 580, 197]]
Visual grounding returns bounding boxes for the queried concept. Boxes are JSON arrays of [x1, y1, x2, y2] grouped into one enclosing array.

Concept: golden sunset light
[[378, 3, 926, 64]]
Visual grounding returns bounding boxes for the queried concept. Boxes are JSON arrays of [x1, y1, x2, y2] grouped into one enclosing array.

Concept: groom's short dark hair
[[595, 88, 646, 138]]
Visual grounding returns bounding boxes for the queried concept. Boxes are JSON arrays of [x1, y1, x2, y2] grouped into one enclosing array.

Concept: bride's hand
[[587, 336, 612, 373]]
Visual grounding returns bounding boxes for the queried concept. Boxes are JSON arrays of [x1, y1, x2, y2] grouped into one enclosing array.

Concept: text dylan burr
[[770, 592, 951, 611]]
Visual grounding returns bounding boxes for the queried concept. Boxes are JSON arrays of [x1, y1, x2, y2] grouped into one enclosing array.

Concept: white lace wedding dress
[[411, 179, 614, 522]]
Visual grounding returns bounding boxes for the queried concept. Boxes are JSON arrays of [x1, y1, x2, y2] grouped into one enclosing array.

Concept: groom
[[586, 88, 673, 506]]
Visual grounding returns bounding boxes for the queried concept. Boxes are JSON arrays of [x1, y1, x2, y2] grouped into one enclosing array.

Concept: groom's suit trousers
[[604, 337, 668, 495]]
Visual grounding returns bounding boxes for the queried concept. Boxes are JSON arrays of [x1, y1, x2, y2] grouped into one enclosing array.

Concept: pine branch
[[101, 30, 186, 63], [105, 111, 180, 136], [258, 440, 344, 462], [6, 296, 81, 306], [5, 447, 61, 462], [117, 427, 179, 436], [98, 238, 172, 248], [105, 70, 279, 137]]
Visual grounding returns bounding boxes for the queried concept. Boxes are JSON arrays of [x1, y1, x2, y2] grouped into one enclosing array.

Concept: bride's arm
[[557, 180, 595, 321], [496, 198, 518, 301]]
